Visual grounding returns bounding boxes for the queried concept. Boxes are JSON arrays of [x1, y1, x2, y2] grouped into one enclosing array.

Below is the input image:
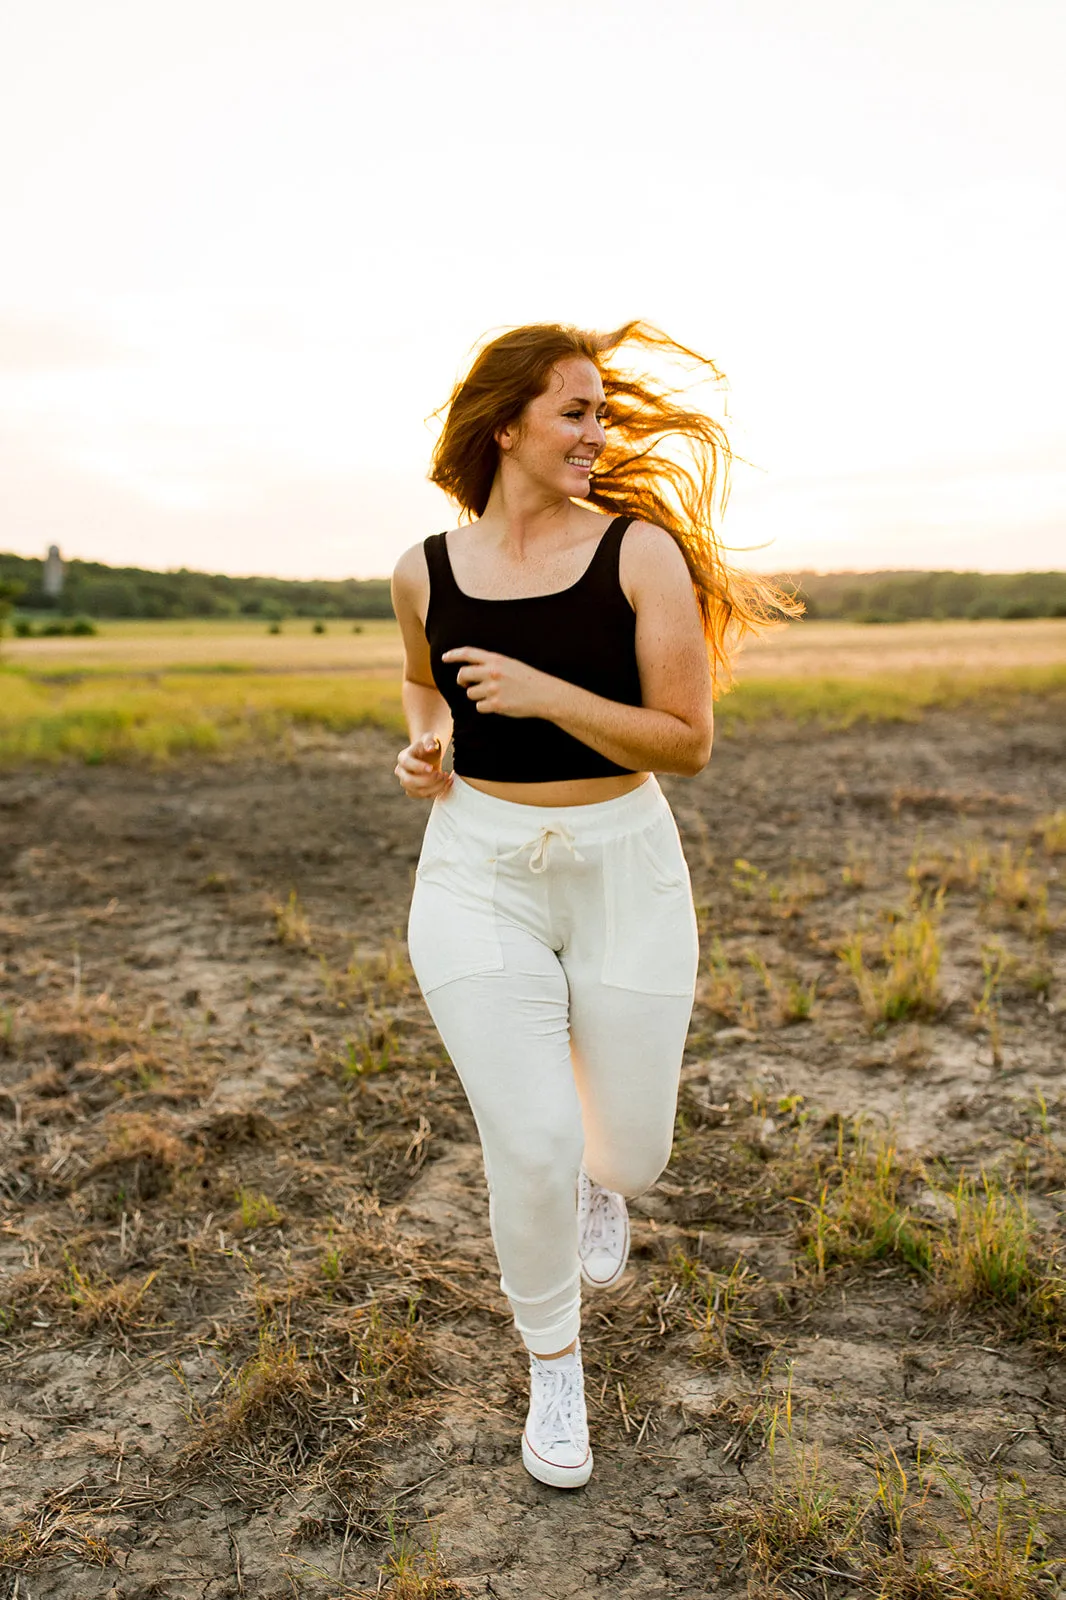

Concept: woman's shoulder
[[617, 517, 685, 566], [392, 540, 428, 583], [617, 519, 691, 605], [393, 527, 458, 582], [391, 535, 448, 618]]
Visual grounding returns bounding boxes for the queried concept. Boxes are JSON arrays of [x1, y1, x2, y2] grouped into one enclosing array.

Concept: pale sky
[[1, 0, 1063, 579]]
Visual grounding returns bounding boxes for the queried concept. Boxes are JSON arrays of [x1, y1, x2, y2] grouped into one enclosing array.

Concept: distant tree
[[0, 577, 25, 655]]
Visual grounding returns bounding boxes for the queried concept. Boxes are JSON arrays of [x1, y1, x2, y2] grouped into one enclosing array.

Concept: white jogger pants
[[407, 774, 699, 1356]]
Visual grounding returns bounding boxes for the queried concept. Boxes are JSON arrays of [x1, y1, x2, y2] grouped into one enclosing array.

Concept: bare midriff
[[459, 772, 650, 807]]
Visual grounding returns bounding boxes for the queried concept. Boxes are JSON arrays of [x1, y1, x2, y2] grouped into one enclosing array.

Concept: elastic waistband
[[439, 774, 670, 845]]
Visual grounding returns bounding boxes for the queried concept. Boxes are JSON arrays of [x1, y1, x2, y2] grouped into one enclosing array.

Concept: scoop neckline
[[440, 515, 626, 603]]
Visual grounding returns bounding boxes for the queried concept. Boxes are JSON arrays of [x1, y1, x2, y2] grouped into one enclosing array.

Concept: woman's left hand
[[441, 646, 556, 719]]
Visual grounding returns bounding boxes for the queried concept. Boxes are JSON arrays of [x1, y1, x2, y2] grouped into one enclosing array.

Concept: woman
[[391, 322, 789, 1489]]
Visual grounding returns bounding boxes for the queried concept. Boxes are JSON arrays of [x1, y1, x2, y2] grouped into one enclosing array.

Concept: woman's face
[[498, 355, 608, 499]]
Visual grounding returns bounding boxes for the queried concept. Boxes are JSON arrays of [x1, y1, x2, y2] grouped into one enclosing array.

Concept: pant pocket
[[601, 816, 699, 997], [408, 803, 504, 994]]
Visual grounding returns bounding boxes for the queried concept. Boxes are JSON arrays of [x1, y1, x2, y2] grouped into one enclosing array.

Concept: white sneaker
[[577, 1168, 631, 1290], [521, 1342, 593, 1488]]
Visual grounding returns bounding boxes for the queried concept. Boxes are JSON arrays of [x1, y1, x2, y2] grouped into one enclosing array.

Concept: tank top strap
[[583, 513, 636, 590], [423, 531, 457, 598]]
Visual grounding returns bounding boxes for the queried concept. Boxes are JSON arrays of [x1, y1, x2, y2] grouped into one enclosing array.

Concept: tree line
[[0, 553, 394, 621], [1, 552, 1063, 624], [783, 569, 1066, 622]]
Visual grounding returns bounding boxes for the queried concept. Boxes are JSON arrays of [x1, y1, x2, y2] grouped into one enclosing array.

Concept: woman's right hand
[[395, 733, 453, 800]]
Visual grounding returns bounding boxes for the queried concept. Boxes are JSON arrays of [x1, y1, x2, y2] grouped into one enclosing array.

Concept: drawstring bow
[[492, 825, 585, 874]]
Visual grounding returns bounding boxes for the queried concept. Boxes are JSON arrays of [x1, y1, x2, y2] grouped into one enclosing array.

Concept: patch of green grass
[[717, 662, 1066, 729], [0, 667, 404, 763], [2, 660, 1063, 764], [235, 1188, 283, 1229], [339, 1014, 400, 1078], [319, 1232, 343, 1282]]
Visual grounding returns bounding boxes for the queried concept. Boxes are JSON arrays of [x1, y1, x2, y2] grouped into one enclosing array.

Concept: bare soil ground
[[2, 706, 1065, 1598]]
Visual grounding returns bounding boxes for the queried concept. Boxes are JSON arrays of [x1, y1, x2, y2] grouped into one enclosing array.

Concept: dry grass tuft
[[1035, 808, 1066, 856], [273, 887, 312, 947], [0, 1514, 117, 1571], [80, 1111, 191, 1208], [175, 1326, 317, 1477], [703, 937, 756, 1029], [932, 1170, 1066, 1345], [321, 935, 416, 1009], [352, 1300, 431, 1433], [710, 1381, 1064, 1598], [980, 842, 1053, 937], [839, 893, 943, 1025], [713, 1382, 868, 1587], [62, 1257, 160, 1332], [790, 1120, 934, 1279], [658, 1247, 768, 1365], [363, 1523, 471, 1598]]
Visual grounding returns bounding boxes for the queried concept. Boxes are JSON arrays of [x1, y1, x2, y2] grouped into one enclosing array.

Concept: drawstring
[[492, 825, 586, 875]]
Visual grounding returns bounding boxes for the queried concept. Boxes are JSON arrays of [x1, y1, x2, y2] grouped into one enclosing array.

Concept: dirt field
[[2, 704, 1065, 1597]]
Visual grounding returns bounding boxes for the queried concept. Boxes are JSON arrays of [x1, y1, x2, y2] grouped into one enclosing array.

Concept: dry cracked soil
[[1, 706, 1065, 1599]]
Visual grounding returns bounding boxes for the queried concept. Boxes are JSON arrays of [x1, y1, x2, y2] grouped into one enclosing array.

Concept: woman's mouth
[[565, 457, 593, 473]]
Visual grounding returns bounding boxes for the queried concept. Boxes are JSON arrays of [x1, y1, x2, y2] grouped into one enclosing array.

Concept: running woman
[[391, 322, 788, 1488]]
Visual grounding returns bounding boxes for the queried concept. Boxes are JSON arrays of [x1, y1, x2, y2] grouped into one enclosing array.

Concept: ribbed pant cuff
[[501, 1270, 582, 1356]]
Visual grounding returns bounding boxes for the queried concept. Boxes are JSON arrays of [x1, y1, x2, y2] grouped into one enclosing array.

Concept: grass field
[[2, 617, 1065, 764], [7, 614, 1066, 677]]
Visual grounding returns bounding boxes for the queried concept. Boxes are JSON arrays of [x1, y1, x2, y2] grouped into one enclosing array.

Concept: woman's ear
[[495, 417, 519, 454]]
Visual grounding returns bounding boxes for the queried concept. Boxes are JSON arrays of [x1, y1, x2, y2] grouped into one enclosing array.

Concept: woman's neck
[[478, 484, 602, 559]]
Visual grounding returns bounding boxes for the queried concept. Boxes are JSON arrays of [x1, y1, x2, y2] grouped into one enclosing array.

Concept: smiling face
[[496, 355, 609, 499]]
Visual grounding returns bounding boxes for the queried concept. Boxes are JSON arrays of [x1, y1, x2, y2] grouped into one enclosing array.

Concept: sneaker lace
[[585, 1183, 621, 1252], [531, 1361, 585, 1448]]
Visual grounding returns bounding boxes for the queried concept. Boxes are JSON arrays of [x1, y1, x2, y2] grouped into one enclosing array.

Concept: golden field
[[2, 616, 1065, 765]]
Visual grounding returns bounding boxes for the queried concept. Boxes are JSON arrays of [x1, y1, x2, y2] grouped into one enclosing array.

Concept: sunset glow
[[2, 0, 1063, 579]]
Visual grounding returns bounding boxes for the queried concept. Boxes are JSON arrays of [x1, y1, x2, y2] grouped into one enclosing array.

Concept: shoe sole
[[579, 1214, 631, 1291], [522, 1434, 594, 1488]]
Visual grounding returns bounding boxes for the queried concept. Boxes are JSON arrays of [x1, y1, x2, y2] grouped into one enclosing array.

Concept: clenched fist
[[394, 733, 453, 800]]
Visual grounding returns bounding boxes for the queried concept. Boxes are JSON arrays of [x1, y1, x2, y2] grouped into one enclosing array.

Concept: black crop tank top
[[423, 515, 643, 782]]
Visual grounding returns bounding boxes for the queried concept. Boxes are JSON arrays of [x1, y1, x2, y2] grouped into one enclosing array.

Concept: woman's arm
[[442, 523, 714, 776], [391, 544, 454, 798]]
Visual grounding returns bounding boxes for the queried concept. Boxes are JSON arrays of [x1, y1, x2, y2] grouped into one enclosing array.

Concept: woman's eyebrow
[[565, 395, 609, 407]]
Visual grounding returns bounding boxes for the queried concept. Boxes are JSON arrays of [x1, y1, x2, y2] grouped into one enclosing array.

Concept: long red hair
[[429, 320, 799, 694]]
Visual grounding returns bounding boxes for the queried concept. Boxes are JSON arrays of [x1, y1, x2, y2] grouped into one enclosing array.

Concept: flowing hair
[[429, 320, 800, 694]]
